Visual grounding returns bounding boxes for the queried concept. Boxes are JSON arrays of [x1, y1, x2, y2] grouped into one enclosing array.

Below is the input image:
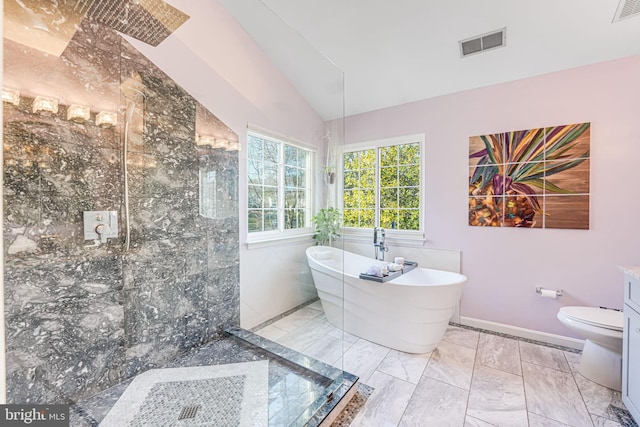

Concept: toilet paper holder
[[536, 286, 563, 297]]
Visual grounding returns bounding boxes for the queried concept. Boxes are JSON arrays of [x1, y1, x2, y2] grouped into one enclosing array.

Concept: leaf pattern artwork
[[469, 123, 590, 229]]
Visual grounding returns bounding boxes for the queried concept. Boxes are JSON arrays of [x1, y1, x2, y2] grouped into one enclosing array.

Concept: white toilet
[[557, 306, 624, 391]]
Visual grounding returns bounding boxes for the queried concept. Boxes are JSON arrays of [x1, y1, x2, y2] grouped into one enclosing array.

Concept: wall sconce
[[213, 138, 229, 149], [67, 104, 90, 122], [96, 111, 117, 128], [2, 88, 20, 106], [196, 134, 216, 147], [32, 96, 59, 114]]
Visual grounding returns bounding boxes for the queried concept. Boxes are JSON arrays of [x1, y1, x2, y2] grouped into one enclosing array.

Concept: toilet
[[557, 306, 624, 391]]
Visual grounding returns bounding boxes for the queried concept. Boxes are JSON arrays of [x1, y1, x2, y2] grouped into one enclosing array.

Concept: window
[[342, 135, 423, 234], [247, 130, 313, 237]]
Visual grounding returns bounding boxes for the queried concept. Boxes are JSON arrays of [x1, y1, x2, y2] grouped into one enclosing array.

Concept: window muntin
[[343, 149, 376, 228], [343, 139, 421, 232], [248, 132, 312, 235]]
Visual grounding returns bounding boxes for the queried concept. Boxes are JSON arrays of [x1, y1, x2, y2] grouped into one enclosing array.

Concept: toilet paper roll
[[540, 289, 557, 299]]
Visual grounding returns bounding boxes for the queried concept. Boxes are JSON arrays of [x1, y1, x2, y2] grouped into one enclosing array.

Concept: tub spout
[[374, 227, 388, 261]]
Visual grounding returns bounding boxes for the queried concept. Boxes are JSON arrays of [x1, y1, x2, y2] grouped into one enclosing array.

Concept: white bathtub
[[306, 245, 467, 353]]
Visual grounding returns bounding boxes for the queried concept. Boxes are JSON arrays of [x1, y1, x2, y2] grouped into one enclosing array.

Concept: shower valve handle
[[95, 224, 108, 243]]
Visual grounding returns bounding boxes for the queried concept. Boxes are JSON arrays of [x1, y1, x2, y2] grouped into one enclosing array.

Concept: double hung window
[[247, 130, 313, 238], [342, 134, 423, 237]]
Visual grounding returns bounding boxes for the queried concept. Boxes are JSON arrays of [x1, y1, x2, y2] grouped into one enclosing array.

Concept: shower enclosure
[[2, 0, 348, 425]]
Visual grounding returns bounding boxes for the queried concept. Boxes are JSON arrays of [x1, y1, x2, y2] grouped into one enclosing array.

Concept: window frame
[[246, 126, 315, 247], [339, 133, 425, 244]]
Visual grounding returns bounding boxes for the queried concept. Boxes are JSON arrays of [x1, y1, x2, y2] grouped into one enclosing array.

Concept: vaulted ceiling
[[217, 0, 640, 119]]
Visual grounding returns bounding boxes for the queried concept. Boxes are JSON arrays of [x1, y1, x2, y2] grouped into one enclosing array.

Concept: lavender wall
[[344, 55, 640, 337]]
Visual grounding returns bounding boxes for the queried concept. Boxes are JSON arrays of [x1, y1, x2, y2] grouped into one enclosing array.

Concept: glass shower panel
[[220, 0, 349, 419], [3, 1, 349, 425]]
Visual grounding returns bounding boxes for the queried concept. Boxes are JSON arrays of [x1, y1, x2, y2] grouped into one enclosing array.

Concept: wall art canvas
[[469, 122, 590, 229]]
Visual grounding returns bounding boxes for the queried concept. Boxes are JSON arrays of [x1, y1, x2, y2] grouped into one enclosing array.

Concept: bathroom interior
[[2, 0, 640, 426]]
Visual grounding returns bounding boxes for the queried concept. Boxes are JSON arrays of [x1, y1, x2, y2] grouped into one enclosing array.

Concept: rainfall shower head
[[87, 0, 189, 46]]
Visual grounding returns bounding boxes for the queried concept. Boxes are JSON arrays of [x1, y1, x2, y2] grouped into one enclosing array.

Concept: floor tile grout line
[[463, 338, 479, 425], [563, 350, 599, 427], [517, 340, 532, 427]]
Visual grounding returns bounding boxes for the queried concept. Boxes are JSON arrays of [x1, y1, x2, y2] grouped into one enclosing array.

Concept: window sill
[[246, 232, 315, 250]]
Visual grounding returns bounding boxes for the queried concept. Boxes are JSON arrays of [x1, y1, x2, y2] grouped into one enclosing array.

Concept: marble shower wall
[[3, 20, 239, 404]]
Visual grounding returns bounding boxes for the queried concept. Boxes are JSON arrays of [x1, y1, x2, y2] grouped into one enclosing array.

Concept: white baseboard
[[459, 316, 584, 350]]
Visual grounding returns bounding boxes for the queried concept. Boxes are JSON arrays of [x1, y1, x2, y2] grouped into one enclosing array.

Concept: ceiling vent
[[613, 0, 640, 22], [459, 28, 506, 58]]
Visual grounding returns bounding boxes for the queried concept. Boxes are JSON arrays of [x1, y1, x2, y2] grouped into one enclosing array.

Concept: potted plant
[[323, 164, 336, 185], [311, 207, 342, 246]]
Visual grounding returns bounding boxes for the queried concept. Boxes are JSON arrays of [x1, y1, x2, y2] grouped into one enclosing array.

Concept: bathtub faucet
[[374, 227, 388, 261]]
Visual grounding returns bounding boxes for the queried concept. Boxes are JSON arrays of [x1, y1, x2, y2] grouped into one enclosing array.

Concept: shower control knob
[[83, 211, 118, 244]]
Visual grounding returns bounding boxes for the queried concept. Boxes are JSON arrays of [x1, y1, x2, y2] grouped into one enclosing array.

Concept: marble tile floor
[[255, 301, 637, 427]]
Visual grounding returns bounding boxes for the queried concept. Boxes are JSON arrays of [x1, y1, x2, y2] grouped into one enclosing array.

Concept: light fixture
[[32, 96, 59, 114], [214, 138, 229, 149], [67, 104, 90, 122], [2, 88, 20, 106], [226, 141, 240, 151], [196, 134, 216, 147], [96, 111, 117, 128]]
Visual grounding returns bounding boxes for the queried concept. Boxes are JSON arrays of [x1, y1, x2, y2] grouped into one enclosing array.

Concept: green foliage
[[342, 142, 421, 231], [311, 207, 343, 246]]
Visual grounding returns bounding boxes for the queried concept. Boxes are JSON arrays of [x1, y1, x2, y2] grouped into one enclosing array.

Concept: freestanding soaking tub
[[306, 245, 467, 353]]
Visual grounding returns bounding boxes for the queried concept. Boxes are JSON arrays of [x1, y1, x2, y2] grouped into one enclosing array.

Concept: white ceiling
[[207, 1, 640, 120]]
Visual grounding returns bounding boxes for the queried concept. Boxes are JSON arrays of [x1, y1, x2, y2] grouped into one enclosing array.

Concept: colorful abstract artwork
[[469, 123, 590, 229]]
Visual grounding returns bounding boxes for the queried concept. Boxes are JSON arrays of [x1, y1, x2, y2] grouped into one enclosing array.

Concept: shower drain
[[177, 404, 200, 420]]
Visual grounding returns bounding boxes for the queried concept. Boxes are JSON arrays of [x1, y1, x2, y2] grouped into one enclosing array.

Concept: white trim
[[246, 127, 314, 238], [343, 133, 425, 151], [342, 227, 425, 246], [247, 123, 316, 152], [459, 316, 585, 350], [338, 133, 425, 236], [245, 232, 314, 249]]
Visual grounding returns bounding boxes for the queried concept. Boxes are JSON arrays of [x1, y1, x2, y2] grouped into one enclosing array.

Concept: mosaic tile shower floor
[[100, 362, 268, 426]]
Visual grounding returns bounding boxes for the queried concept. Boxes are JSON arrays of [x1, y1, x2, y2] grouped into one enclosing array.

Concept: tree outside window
[[343, 141, 421, 231]]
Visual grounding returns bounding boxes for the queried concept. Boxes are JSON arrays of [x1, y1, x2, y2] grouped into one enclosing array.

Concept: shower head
[[121, 76, 146, 101], [87, 0, 189, 46]]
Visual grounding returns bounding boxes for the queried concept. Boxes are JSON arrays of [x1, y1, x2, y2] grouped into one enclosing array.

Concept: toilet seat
[[558, 306, 623, 332]]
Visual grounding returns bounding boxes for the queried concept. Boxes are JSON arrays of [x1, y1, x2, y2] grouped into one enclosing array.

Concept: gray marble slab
[[350, 370, 415, 426], [476, 332, 522, 376], [522, 361, 593, 426], [520, 340, 572, 373], [399, 377, 468, 427], [377, 349, 431, 384], [3, 10, 240, 404], [467, 364, 528, 426], [424, 339, 476, 390]]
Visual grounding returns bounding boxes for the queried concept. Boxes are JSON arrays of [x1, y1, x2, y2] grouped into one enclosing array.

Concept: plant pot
[[324, 172, 335, 185]]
